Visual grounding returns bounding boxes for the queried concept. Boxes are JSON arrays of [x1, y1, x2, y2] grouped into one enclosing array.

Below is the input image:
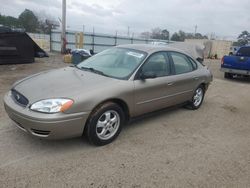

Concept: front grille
[[11, 89, 29, 107]]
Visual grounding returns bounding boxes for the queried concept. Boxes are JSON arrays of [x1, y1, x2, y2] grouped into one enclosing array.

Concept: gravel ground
[[0, 55, 249, 188]]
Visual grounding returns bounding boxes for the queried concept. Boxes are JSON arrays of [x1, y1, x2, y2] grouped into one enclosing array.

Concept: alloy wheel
[[193, 88, 204, 107], [96, 110, 120, 140]]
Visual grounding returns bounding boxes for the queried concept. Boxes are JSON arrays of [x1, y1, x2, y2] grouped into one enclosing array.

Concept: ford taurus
[[4, 44, 212, 145]]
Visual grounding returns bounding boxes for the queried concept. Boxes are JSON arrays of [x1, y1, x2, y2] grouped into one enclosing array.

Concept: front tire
[[85, 102, 125, 146]]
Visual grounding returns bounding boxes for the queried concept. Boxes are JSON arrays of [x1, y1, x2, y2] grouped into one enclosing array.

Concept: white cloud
[[0, 0, 249, 40]]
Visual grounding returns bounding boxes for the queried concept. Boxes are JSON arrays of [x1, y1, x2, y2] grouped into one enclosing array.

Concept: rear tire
[[186, 85, 205, 110], [85, 102, 125, 146], [224, 72, 233, 79]]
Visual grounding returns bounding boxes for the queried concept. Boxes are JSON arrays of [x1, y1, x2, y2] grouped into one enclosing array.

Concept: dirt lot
[[0, 55, 249, 188]]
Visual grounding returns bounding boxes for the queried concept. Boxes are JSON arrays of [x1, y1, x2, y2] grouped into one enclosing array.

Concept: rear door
[[167, 52, 201, 103]]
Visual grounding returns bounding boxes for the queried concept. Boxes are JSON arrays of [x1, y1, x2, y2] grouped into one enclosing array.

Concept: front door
[[133, 51, 174, 116]]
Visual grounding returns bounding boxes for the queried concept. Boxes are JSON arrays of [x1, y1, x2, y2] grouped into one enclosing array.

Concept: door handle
[[193, 77, 199, 80], [167, 82, 174, 86]]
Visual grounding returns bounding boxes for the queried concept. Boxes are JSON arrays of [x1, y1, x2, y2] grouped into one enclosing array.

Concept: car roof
[[116, 44, 190, 56]]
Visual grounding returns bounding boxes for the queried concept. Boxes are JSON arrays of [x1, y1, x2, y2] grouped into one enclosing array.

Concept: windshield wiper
[[78, 66, 107, 77]]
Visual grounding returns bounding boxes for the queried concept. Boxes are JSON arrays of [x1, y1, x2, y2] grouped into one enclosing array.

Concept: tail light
[[221, 56, 224, 64]]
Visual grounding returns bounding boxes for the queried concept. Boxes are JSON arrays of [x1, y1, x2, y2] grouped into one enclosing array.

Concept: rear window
[[237, 47, 250, 57], [188, 57, 198, 69]]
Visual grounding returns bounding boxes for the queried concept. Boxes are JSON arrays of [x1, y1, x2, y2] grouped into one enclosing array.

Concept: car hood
[[13, 66, 119, 103]]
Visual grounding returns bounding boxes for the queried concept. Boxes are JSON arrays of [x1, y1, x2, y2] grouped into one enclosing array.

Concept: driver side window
[[141, 52, 170, 77]]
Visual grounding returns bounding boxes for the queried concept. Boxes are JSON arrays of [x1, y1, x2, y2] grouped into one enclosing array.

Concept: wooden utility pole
[[61, 0, 66, 53], [194, 25, 197, 35]]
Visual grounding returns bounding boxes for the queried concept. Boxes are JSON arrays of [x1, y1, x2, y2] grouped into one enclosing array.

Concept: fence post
[[75, 32, 78, 49], [115, 31, 117, 46], [49, 31, 52, 52], [92, 27, 95, 53]]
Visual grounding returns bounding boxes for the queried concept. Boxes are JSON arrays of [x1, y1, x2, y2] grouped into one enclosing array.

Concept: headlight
[[30, 99, 73, 113]]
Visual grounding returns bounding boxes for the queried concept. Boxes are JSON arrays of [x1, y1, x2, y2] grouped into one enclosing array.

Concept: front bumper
[[4, 92, 90, 139], [220, 67, 250, 76]]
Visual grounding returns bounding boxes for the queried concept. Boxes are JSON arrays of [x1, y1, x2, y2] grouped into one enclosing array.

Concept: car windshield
[[77, 48, 147, 79]]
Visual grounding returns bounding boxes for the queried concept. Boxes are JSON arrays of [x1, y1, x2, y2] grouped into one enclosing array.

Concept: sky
[[0, 0, 249, 40]]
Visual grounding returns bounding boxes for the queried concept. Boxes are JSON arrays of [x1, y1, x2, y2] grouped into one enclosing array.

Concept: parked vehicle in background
[[221, 46, 250, 78], [151, 42, 205, 63], [150, 41, 168, 45], [168, 43, 205, 63], [4, 44, 213, 146]]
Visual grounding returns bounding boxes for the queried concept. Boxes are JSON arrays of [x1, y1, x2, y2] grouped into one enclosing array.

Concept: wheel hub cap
[[193, 88, 203, 107], [96, 110, 120, 140]]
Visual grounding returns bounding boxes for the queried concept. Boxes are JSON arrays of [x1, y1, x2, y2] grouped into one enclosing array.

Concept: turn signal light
[[60, 100, 74, 112]]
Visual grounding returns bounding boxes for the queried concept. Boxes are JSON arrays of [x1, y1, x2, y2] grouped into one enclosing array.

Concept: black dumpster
[[0, 28, 48, 65]]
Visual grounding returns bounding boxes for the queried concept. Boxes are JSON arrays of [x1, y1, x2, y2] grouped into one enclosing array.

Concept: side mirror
[[140, 71, 157, 80]]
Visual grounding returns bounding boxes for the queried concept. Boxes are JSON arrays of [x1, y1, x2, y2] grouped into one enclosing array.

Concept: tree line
[[141, 28, 250, 46], [1, 9, 249, 46], [140, 28, 208, 41], [0, 9, 57, 33]]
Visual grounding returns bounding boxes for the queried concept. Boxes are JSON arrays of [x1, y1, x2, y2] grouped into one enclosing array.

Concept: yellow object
[[75, 32, 84, 49], [64, 54, 72, 63]]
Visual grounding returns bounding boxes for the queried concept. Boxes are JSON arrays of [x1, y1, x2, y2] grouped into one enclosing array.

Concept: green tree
[[18, 9, 39, 32], [170, 32, 181, 41], [194, 33, 204, 39], [150, 28, 169, 40], [0, 14, 22, 28], [151, 27, 163, 39], [185, 32, 208, 39], [237, 31, 250, 46], [170, 30, 185, 41], [171, 31, 207, 41], [178, 30, 186, 41], [161, 29, 169, 40]]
